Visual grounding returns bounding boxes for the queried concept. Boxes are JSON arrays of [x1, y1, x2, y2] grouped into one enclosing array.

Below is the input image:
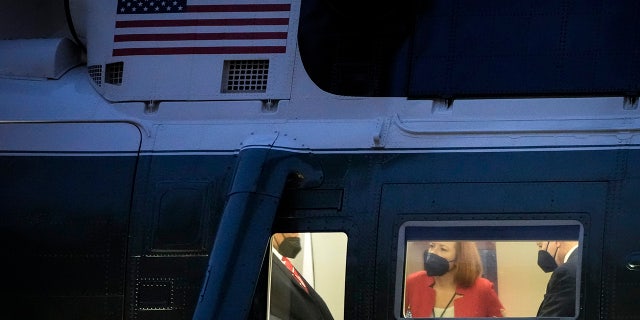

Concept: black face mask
[[537, 242, 558, 273], [278, 236, 302, 258], [423, 251, 454, 277]]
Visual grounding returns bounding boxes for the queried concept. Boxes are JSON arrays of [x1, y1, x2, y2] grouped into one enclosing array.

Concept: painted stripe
[[113, 39, 286, 49], [0, 152, 139, 157], [114, 32, 287, 42], [114, 11, 291, 22], [137, 144, 640, 156], [187, 4, 291, 13], [115, 18, 289, 28], [114, 25, 287, 34], [113, 46, 286, 56]]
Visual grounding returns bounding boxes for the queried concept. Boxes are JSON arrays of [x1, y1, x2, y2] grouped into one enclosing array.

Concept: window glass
[[268, 232, 347, 320], [398, 221, 582, 318], [299, 0, 640, 98]]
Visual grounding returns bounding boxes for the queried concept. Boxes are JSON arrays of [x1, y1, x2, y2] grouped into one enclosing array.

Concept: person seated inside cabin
[[404, 241, 505, 318]]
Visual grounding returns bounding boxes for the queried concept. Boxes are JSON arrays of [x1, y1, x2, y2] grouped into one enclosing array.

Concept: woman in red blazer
[[404, 241, 505, 318]]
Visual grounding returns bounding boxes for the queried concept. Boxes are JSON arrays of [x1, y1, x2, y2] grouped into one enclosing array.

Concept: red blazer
[[405, 271, 504, 318]]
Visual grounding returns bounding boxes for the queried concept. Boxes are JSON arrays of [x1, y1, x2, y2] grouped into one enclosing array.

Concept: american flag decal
[[113, 0, 290, 56]]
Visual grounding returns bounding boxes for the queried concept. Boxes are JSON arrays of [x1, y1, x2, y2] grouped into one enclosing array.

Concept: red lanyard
[[282, 256, 309, 293]]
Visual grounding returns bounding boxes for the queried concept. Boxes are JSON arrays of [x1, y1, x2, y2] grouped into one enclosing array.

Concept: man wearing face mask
[[536, 240, 580, 317], [269, 233, 334, 320]]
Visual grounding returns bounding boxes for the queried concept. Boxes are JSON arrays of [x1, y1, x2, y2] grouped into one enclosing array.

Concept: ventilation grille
[[222, 60, 269, 93], [105, 62, 124, 85], [88, 65, 102, 86]]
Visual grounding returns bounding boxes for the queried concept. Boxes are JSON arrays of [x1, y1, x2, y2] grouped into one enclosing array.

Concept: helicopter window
[[397, 221, 582, 319], [298, 0, 640, 98], [268, 232, 347, 320]]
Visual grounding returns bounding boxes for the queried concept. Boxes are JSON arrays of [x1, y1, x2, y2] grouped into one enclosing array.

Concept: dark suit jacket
[[270, 254, 334, 320], [537, 250, 580, 317]]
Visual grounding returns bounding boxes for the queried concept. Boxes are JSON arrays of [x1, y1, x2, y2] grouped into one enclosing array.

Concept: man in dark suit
[[270, 233, 334, 320], [537, 241, 580, 317]]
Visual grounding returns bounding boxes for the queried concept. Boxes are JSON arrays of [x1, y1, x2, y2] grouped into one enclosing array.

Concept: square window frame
[[395, 219, 584, 319]]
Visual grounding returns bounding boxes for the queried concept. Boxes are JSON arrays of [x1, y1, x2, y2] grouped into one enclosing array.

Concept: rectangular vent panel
[[222, 60, 269, 93], [105, 62, 124, 85], [135, 278, 174, 310], [88, 65, 102, 86]]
